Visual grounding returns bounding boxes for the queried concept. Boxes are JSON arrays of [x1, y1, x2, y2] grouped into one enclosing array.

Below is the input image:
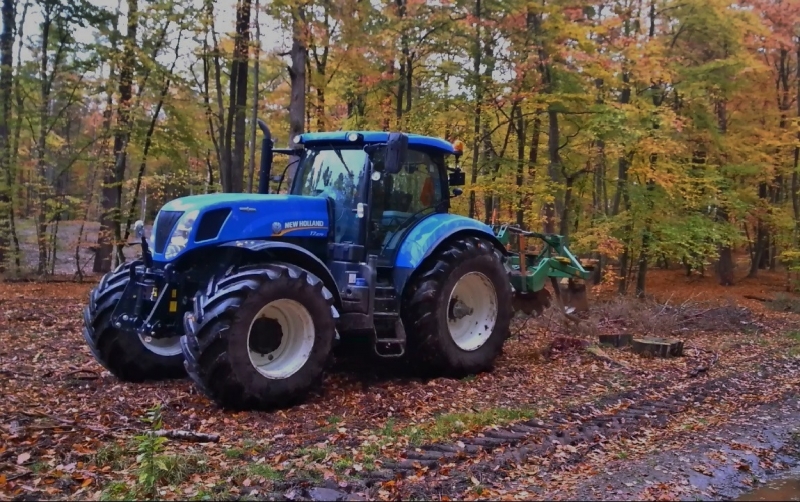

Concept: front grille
[[153, 210, 184, 253], [194, 208, 231, 242]]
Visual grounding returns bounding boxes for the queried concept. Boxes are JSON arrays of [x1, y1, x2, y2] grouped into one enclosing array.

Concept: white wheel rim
[[247, 299, 315, 379], [139, 335, 183, 357], [446, 271, 498, 351]]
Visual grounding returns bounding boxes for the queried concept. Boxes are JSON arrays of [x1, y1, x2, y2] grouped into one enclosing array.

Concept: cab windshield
[[294, 148, 368, 199], [293, 147, 369, 243]]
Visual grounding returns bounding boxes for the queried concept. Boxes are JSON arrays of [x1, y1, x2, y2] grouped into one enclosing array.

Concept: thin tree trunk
[[247, 0, 260, 193], [793, 38, 800, 245], [715, 103, 735, 285], [227, 0, 252, 193], [0, 0, 15, 271], [96, 0, 137, 272], [10, 1, 28, 223], [467, 0, 481, 219], [514, 105, 525, 227], [123, 31, 182, 243], [287, 3, 306, 180], [544, 110, 560, 233]]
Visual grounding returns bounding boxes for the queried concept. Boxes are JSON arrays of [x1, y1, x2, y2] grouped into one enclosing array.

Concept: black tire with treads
[[402, 235, 513, 376], [181, 262, 336, 411], [82, 262, 186, 381]]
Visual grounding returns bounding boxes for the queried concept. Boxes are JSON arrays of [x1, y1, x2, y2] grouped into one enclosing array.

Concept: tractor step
[[373, 319, 407, 358], [374, 339, 406, 358]]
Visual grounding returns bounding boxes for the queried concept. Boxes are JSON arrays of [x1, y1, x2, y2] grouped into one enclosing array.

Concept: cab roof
[[296, 131, 456, 155]]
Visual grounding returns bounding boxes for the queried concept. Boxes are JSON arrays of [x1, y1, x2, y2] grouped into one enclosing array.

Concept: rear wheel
[[402, 236, 513, 376], [82, 262, 185, 382], [182, 263, 337, 410]]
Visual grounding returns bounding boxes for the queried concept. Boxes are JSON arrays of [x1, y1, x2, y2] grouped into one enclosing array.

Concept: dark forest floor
[[2, 267, 800, 501]]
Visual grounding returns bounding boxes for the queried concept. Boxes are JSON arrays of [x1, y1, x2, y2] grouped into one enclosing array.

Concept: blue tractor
[[82, 120, 591, 410]]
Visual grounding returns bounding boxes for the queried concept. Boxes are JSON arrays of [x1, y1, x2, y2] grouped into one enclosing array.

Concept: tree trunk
[[793, 38, 800, 245], [123, 31, 182, 243], [247, 0, 260, 193], [544, 110, 560, 233], [467, 0, 481, 219], [95, 0, 138, 273], [749, 182, 769, 278], [287, 3, 306, 180], [228, 0, 252, 193], [514, 105, 525, 227], [0, 0, 14, 271]]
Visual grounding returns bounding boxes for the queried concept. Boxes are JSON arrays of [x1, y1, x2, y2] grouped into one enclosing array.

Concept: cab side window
[[369, 149, 444, 252], [383, 149, 442, 214]]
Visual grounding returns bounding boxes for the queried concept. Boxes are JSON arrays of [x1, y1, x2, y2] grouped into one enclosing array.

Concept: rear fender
[[393, 214, 507, 296], [219, 240, 342, 308]]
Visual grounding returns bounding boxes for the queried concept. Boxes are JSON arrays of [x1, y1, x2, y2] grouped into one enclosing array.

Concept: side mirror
[[384, 132, 408, 174], [448, 169, 466, 187], [134, 220, 145, 239], [452, 188, 463, 197]]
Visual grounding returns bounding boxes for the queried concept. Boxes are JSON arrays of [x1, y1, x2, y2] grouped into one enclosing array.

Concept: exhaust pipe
[[257, 119, 273, 195]]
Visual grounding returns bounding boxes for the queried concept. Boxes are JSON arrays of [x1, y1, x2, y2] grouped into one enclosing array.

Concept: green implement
[[493, 224, 594, 316]]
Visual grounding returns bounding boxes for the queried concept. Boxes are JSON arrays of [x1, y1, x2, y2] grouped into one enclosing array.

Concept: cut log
[[598, 333, 633, 347], [151, 429, 220, 442], [632, 337, 684, 358]]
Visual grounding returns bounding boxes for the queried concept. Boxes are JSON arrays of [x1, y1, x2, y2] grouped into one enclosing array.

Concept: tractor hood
[[150, 193, 330, 262]]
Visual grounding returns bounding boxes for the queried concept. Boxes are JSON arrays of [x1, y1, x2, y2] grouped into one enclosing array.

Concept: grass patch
[[247, 464, 282, 481], [223, 447, 245, 459], [292, 468, 323, 481], [424, 407, 536, 442], [333, 457, 352, 473], [93, 442, 132, 471], [297, 446, 331, 462], [786, 331, 800, 343], [157, 453, 211, 486], [100, 481, 133, 501], [374, 408, 536, 447]]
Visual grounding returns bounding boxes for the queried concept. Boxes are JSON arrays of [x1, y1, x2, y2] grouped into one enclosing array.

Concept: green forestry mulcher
[[82, 120, 591, 411]]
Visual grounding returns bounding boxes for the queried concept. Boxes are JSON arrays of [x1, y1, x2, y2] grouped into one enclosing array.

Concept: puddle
[[737, 475, 800, 501]]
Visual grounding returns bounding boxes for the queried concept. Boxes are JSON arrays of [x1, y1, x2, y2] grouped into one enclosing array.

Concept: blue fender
[[220, 240, 342, 308], [392, 214, 506, 295]]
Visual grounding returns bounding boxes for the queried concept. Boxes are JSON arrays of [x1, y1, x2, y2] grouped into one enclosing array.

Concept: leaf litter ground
[[1, 269, 800, 501]]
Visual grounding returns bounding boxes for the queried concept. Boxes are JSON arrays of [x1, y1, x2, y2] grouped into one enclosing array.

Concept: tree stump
[[598, 333, 633, 348], [632, 337, 684, 358]]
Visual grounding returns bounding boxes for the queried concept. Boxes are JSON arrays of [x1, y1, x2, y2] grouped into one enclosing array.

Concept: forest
[[0, 0, 799, 295]]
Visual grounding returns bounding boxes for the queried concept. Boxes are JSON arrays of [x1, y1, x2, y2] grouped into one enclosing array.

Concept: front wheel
[[182, 263, 337, 410], [82, 262, 186, 381], [402, 236, 513, 376]]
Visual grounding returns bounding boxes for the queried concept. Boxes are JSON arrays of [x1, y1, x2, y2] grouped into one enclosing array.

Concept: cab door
[[366, 148, 447, 264]]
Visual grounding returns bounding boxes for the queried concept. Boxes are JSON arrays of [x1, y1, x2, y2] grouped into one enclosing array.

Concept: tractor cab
[[286, 131, 465, 264]]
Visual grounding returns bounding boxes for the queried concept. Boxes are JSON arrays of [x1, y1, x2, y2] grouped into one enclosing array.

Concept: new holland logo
[[284, 220, 325, 229], [273, 220, 327, 236]]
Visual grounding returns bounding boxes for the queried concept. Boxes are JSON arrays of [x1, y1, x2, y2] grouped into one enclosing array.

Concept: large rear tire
[[182, 263, 337, 411], [82, 263, 186, 382], [402, 236, 513, 376]]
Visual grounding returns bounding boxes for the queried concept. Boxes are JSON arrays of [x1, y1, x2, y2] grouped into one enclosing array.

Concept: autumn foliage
[[0, 0, 797, 297]]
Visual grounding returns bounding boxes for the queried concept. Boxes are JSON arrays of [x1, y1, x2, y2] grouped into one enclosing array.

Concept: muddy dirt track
[[1, 269, 800, 501]]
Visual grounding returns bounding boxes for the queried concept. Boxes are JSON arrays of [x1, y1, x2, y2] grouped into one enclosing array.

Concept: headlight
[[164, 209, 199, 259]]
